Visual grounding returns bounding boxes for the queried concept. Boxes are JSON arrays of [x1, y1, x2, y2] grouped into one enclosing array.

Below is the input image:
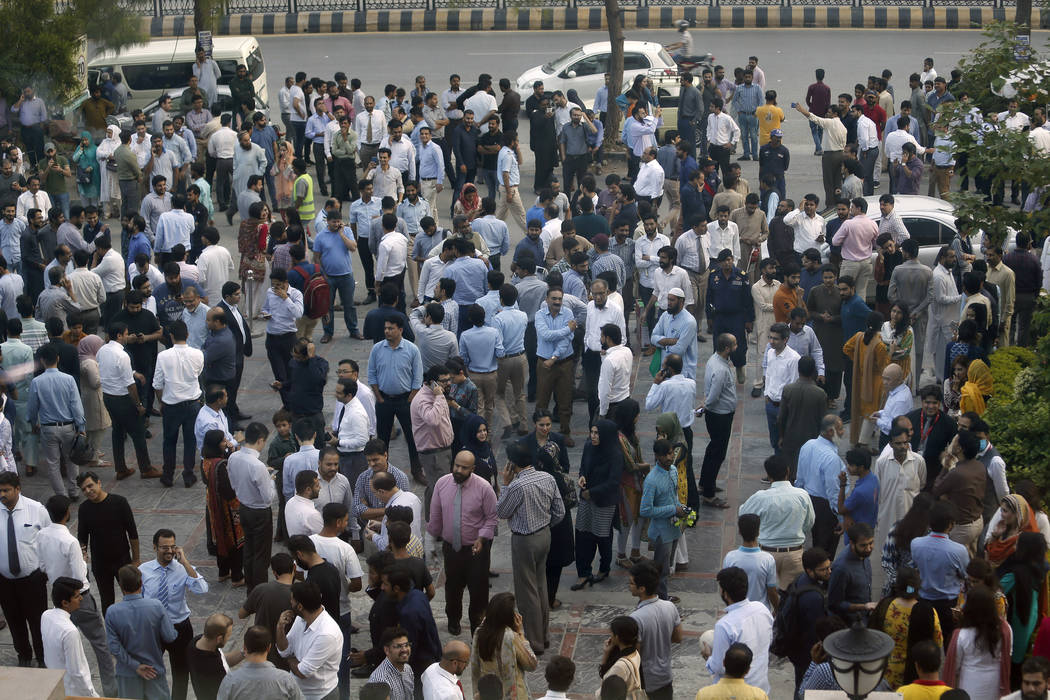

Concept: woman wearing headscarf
[[655, 412, 692, 570], [986, 494, 1042, 570], [461, 414, 499, 493], [94, 125, 122, 218], [534, 447, 575, 610], [201, 429, 245, 586], [272, 139, 295, 210], [453, 182, 482, 221], [565, 89, 587, 112], [572, 419, 624, 590], [78, 334, 110, 469], [1000, 532, 1047, 681], [880, 302, 915, 388], [239, 200, 269, 319], [73, 131, 101, 208], [614, 400, 648, 568], [843, 311, 890, 446], [960, 359, 993, 416]]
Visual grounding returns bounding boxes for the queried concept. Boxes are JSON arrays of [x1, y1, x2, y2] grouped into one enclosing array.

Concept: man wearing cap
[[651, 286, 698, 380], [706, 250, 754, 385], [757, 129, 789, 199]]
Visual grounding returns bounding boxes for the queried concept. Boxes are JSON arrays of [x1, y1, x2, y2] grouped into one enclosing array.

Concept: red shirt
[[863, 103, 887, 138]]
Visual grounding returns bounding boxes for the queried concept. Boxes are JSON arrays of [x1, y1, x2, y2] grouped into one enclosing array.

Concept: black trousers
[[376, 392, 420, 467], [709, 144, 732, 179], [103, 393, 152, 474], [562, 153, 590, 192], [811, 495, 839, 559], [380, 270, 406, 312], [525, 323, 538, 401], [266, 332, 297, 408], [842, 363, 854, 419], [92, 561, 125, 613], [574, 529, 613, 578], [823, 368, 843, 402], [218, 548, 244, 582], [164, 617, 194, 700], [102, 291, 123, 330], [161, 398, 201, 483], [0, 570, 47, 662], [358, 237, 376, 290], [922, 597, 956, 650], [332, 157, 358, 201], [226, 365, 245, 420], [312, 142, 329, 195], [239, 505, 273, 592], [582, 349, 602, 423], [443, 539, 491, 635], [699, 410, 734, 499]]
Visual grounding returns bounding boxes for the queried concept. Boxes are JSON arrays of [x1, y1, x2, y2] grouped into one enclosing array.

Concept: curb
[[143, 6, 1050, 36]]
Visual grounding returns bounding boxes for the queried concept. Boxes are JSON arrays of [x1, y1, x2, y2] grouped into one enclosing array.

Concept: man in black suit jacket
[[217, 280, 253, 426], [908, 384, 958, 489]]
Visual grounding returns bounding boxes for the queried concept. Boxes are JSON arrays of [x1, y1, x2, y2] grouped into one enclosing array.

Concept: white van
[[88, 36, 268, 113]]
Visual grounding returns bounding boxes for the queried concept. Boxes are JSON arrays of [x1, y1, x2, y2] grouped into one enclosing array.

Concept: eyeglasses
[[389, 642, 412, 650]]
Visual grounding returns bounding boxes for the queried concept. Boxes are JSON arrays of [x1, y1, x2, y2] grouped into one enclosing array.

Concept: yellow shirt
[[755, 105, 785, 146], [898, 680, 952, 700], [695, 678, 769, 700]]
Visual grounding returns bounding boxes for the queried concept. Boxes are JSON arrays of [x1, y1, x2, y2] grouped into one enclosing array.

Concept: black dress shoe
[[448, 621, 462, 636], [236, 413, 253, 421], [351, 665, 374, 678]]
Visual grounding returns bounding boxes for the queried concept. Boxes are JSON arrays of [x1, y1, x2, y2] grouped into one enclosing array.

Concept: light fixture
[[821, 621, 895, 700]]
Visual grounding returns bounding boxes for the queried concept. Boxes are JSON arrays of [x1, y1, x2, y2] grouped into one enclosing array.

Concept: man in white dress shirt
[[91, 234, 126, 329], [872, 424, 925, 564], [42, 577, 99, 697], [0, 472, 51, 667], [583, 278, 626, 422], [276, 581, 343, 700], [286, 469, 324, 538], [703, 566, 774, 694], [329, 378, 371, 486], [366, 471, 424, 551], [706, 98, 741, 179], [38, 496, 116, 695], [196, 228, 235, 307], [153, 319, 206, 487], [634, 147, 665, 205], [98, 323, 156, 479], [597, 324, 632, 419], [421, 641, 471, 700], [783, 195, 826, 260], [762, 323, 800, 454], [375, 213, 409, 311]]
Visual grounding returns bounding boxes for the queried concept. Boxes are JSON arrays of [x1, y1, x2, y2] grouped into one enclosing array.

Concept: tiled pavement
[[0, 169, 798, 698]]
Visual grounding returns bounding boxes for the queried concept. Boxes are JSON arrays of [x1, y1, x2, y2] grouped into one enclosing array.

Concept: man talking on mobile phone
[[698, 333, 739, 509], [139, 528, 209, 700]]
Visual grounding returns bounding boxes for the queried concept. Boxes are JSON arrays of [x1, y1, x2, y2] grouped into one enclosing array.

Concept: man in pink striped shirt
[[410, 365, 454, 520], [831, 197, 879, 301]]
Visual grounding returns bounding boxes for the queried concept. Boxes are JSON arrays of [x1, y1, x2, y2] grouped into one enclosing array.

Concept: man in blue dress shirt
[[492, 284, 529, 439], [795, 415, 846, 558], [367, 317, 425, 485], [106, 565, 178, 700], [28, 345, 86, 499], [348, 180, 381, 302], [459, 303, 505, 427], [651, 288, 698, 380], [261, 268, 305, 410], [313, 210, 363, 343], [534, 287, 578, 447], [470, 199, 510, 272], [139, 528, 209, 700], [443, 238, 489, 337]]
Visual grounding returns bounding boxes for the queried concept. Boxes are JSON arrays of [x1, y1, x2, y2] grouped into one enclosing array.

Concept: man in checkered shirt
[[496, 442, 565, 655]]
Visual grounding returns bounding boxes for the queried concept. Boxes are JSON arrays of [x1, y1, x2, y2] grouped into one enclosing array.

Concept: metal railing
[[78, 0, 1015, 14]]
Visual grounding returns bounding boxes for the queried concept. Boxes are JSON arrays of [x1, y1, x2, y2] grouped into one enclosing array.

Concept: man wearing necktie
[[139, 528, 209, 700], [420, 640, 471, 700], [0, 472, 51, 667], [328, 377, 370, 487], [426, 451, 497, 637]]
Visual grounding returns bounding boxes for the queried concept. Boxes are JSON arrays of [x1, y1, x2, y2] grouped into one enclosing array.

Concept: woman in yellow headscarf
[[960, 359, 993, 416]]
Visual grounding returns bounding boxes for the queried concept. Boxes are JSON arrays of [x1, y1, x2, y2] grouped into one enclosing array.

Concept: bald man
[[188, 613, 244, 700], [426, 450, 499, 636], [872, 363, 911, 450], [420, 641, 471, 700]]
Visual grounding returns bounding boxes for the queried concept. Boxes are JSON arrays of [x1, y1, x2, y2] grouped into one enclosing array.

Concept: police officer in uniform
[[706, 248, 754, 384]]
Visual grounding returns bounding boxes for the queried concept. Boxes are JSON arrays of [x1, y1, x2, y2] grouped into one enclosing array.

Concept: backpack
[[770, 582, 823, 658], [293, 264, 331, 320]]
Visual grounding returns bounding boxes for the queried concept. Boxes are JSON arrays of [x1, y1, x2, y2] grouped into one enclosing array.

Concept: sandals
[[702, 496, 730, 509], [590, 572, 610, 584], [616, 557, 634, 569]]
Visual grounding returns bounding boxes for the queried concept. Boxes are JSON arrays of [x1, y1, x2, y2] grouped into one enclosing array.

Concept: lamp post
[[821, 621, 894, 700]]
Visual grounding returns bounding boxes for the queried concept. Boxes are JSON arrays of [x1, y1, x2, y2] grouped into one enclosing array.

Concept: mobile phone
[[791, 102, 798, 108], [695, 407, 706, 416]]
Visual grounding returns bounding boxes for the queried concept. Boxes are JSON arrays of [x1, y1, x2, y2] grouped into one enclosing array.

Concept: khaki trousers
[[419, 179, 441, 228], [295, 315, 318, 340], [469, 369, 498, 426], [536, 357, 575, 434], [766, 547, 804, 591], [496, 185, 527, 233], [497, 354, 528, 431], [686, 268, 709, 335]]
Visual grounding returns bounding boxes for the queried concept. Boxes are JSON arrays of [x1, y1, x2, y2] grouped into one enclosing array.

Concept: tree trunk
[[194, 0, 206, 34], [1015, 0, 1032, 36], [603, 0, 624, 150]]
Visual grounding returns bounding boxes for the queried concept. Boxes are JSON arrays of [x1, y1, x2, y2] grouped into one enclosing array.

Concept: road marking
[[467, 51, 554, 56]]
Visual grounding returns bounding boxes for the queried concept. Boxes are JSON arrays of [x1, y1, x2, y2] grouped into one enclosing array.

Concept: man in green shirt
[[40, 142, 71, 218]]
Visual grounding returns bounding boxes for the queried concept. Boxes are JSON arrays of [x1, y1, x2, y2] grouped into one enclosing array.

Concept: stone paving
[[0, 163, 804, 698]]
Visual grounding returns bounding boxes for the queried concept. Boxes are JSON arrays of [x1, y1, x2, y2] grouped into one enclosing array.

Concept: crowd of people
[[0, 33, 1050, 700]]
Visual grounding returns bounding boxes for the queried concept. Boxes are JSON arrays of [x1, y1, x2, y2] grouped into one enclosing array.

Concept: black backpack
[[770, 582, 824, 658]]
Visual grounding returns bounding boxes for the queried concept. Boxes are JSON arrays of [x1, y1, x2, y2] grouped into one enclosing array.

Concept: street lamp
[[821, 621, 895, 700]]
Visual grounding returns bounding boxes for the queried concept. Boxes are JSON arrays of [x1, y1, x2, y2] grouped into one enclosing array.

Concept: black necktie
[[7, 509, 21, 577]]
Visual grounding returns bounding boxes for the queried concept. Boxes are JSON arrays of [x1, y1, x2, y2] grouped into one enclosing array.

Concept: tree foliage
[[986, 297, 1050, 489], [0, 0, 145, 104], [194, 0, 225, 34], [939, 22, 1050, 245]]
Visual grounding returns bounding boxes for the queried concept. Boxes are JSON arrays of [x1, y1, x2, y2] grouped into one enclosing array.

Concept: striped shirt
[[352, 465, 410, 519], [496, 466, 565, 535]]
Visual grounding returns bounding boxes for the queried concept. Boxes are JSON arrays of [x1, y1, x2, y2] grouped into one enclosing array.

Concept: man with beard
[[795, 415, 846, 557], [650, 285, 697, 380], [530, 95, 558, 192], [276, 581, 342, 700], [112, 290, 165, 422], [1003, 656, 1050, 700], [785, 548, 833, 689]]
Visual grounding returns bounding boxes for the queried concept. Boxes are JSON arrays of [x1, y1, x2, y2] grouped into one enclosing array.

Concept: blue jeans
[[117, 674, 171, 700], [322, 272, 359, 336], [651, 535, 678, 601], [479, 168, 499, 201], [54, 192, 70, 219], [290, 121, 306, 158], [765, 399, 780, 453], [809, 120, 824, 152], [738, 113, 758, 158]]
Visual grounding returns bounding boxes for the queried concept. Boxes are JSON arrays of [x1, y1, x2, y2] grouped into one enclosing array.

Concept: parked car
[[516, 41, 676, 110], [618, 69, 682, 143], [142, 86, 276, 137]]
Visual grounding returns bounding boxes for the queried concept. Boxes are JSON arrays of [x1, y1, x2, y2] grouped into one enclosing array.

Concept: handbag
[[70, 433, 95, 466], [648, 348, 663, 377], [76, 166, 93, 185]]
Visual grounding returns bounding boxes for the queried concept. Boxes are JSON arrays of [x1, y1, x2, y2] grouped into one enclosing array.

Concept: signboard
[[1014, 34, 1032, 63], [75, 34, 88, 93], [198, 30, 213, 58]]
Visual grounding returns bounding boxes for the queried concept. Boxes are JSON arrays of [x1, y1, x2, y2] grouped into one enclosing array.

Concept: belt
[[762, 545, 803, 553], [503, 351, 525, 358], [379, 391, 410, 400], [513, 525, 549, 537], [469, 369, 496, 375], [240, 504, 272, 512], [544, 355, 575, 365], [766, 398, 780, 407], [420, 177, 437, 181], [41, 421, 74, 427]]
